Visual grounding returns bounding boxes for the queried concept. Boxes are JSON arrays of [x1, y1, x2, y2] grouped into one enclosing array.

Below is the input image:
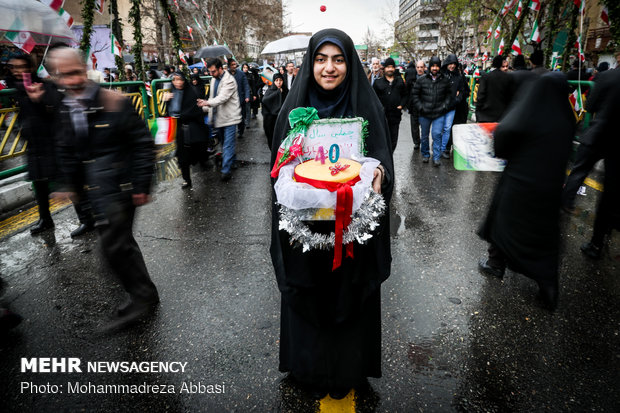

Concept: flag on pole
[[511, 38, 522, 55], [514, 1, 523, 19], [482, 51, 489, 62], [173, 0, 179, 10], [574, 35, 585, 62], [474, 68, 481, 76], [4, 19, 36, 54], [94, 0, 105, 15], [575, 0, 585, 15], [550, 52, 559, 69], [529, 0, 541, 11], [178, 50, 187, 64], [111, 33, 122, 57], [601, 6, 609, 25], [187, 26, 193, 41], [40, 0, 63, 11], [529, 19, 541, 43], [494, 25, 501, 40], [498, 38, 505, 55], [569, 89, 583, 112], [37, 64, 50, 79], [191, 0, 199, 8], [501, 0, 518, 16], [58, 8, 74, 28], [486, 25, 493, 39]]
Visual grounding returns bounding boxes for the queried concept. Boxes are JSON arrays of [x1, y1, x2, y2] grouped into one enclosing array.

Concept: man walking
[[475, 55, 513, 122], [373, 57, 407, 152], [47, 47, 159, 324], [406, 60, 426, 150], [228, 58, 250, 138], [285, 61, 295, 90], [199, 58, 242, 181], [367, 57, 382, 86], [412, 56, 452, 166]]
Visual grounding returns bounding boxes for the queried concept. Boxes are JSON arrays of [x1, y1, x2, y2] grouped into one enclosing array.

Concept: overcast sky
[[283, 0, 398, 45]]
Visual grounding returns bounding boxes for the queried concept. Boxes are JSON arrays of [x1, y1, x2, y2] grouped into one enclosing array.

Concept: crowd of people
[[0, 37, 618, 405]]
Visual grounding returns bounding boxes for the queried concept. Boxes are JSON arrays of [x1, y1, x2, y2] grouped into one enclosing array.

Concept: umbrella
[[194, 45, 232, 59], [0, 0, 76, 48], [260, 35, 310, 55]]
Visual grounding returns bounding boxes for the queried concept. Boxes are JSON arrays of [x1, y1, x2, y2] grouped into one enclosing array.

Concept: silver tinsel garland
[[278, 190, 386, 252]]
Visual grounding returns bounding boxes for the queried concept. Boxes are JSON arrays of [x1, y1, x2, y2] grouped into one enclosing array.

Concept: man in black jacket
[[406, 60, 426, 150], [440, 54, 466, 158], [47, 47, 159, 325], [412, 56, 452, 166], [373, 57, 408, 152], [475, 55, 513, 122]]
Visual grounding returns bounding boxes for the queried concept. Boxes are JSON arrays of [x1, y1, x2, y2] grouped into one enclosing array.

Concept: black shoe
[[329, 387, 351, 400], [580, 242, 602, 259], [537, 281, 558, 311], [181, 181, 192, 189], [70, 222, 95, 238], [441, 151, 450, 159], [478, 258, 505, 279], [30, 219, 54, 235], [0, 308, 22, 331], [433, 159, 441, 167], [422, 157, 429, 163], [413, 144, 420, 150], [221, 173, 232, 182]]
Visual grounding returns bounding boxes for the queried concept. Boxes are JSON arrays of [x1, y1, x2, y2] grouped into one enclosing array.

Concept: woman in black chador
[[261, 72, 287, 148], [478, 72, 575, 310], [270, 28, 394, 399]]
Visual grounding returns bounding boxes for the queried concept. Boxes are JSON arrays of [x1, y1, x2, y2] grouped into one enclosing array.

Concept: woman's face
[[8, 58, 29, 80], [313, 43, 347, 91], [192, 78, 198, 85], [274, 77, 283, 88], [172, 76, 185, 90], [242, 64, 249, 72]]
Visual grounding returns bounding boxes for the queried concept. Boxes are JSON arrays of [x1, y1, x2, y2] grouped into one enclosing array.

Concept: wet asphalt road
[[0, 114, 618, 412]]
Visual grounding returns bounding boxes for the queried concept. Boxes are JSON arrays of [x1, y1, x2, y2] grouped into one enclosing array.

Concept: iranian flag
[[173, 0, 179, 10], [94, 0, 105, 15], [529, 0, 541, 11], [494, 25, 501, 40], [37, 64, 50, 78], [501, 0, 518, 16], [150, 117, 177, 145], [40, 0, 63, 11], [482, 51, 489, 62], [569, 89, 583, 112], [573, 0, 584, 15], [601, 6, 609, 25], [178, 49, 187, 64], [574, 35, 585, 62], [514, 1, 523, 19], [529, 20, 541, 43], [474, 68, 481, 76], [498, 38, 505, 55], [511, 38, 522, 55], [486, 25, 493, 39], [58, 8, 74, 28], [111, 33, 122, 57], [187, 26, 193, 41], [4, 19, 36, 54]]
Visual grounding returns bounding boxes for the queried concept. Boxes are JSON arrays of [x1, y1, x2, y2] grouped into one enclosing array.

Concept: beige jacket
[[204, 70, 241, 128]]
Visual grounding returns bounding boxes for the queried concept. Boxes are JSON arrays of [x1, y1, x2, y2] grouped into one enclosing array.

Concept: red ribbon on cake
[[293, 172, 361, 270]]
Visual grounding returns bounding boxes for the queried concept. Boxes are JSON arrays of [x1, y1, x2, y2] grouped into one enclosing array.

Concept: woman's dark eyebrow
[[315, 53, 345, 58]]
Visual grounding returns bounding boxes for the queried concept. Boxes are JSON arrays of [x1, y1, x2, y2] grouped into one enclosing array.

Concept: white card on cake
[[302, 117, 365, 161]]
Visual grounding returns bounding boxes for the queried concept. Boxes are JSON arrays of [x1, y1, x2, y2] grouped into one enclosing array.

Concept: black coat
[[443, 69, 466, 110], [55, 84, 155, 223], [270, 28, 394, 389], [478, 73, 575, 282], [411, 72, 452, 120], [372, 75, 408, 120], [10, 79, 61, 181], [475, 69, 514, 122]]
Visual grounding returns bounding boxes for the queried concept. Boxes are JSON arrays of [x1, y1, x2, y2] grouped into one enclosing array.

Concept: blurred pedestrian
[[198, 58, 241, 181], [475, 55, 513, 122], [261, 72, 287, 148], [529, 50, 547, 75], [478, 73, 575, 310], [270, 28, 394, 400], [241, 63, 256, 128], [412, 56, 452, 166], [164, 72, 210, 189], [7, 52, 94, 237], [373, 57, 407, 152], [48, 47, 159, 324], [228, 58, 250, 139], [579, 68, 620, 259], [407, 60, 426, 150], [439, 54, 465, 158]]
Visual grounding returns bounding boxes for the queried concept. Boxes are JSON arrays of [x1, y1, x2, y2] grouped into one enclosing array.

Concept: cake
[[294, 158, 362, 185]]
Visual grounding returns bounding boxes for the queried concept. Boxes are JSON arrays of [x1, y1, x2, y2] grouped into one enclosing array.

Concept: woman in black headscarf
[[261, 72, 287, 148], [164, 71, 209, 188], [189, 73, 206, 99], [270, 28, 394, 399], [478, 72, 575, 310]]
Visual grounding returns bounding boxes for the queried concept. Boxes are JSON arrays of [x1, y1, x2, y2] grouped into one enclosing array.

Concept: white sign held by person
[[302, 117, 364, 161]]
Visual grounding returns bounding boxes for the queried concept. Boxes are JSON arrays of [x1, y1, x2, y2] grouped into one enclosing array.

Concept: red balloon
[[320, 5, 326, 12]]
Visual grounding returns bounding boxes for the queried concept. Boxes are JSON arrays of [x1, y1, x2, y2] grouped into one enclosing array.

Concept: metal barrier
[[0, 89, 25, 162], [151, 76, 210, 117], [99, 81, 152, 120]]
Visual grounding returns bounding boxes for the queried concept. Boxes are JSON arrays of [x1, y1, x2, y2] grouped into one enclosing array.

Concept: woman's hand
[[196, 99, 209, 107], [162, 91, 173, 102], [372, 167, 383, 194]]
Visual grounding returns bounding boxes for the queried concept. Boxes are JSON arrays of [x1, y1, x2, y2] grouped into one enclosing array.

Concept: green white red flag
[[529, 20, 541, 43], [4, 19, 36, 54], [94, 0, 105, 15], [111, 33, 122, 57], [601, 6, 609, 25], [514, 1, 523, 19], [494, 25, 501, 40], [498, 38, 505, 55], [58, 8, 74, 28], [569, 89, 583, 113], [529, 0, 540, 11], [40, 0, 63, 11], [511, 38, 521, 55], [178, 50, 187, 64]]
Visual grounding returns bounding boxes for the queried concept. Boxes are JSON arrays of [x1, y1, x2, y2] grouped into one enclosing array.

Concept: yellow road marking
[[319, 390, 355, 413], [0, 198, 71, 239], [566, 169, 603, 192]]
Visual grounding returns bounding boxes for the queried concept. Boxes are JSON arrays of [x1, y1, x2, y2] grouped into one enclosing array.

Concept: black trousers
[[33, 180, 93, 224], [562, 143, 603, 209], [487, 243, 507, 270], [410, 110, 420, 146], [387, 115, 401, 153], [97, 201, 158, 302]]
